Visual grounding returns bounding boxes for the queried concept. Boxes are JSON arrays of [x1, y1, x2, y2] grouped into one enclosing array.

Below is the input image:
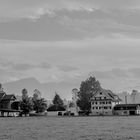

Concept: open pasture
[[0, 116, 140, 140]]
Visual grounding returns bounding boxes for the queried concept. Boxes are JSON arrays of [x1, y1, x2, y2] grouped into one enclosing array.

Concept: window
[[102, 102, 105, 104], [95, 102, 97, 105], [96, 107, 98, 109], [109, 101, 111, 104], [104, 97, 107, 99], [92, 102, 94, 105], [93, 107, 94, 110], [100, 92, 102, 95], [106, 102, 108, 104], [104, 106, 107, 109], [110, 107, 112, 109], [99, 107, 102, 109]]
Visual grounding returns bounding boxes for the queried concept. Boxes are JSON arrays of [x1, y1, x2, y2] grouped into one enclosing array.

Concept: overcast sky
[[1, 0, 140, 96]]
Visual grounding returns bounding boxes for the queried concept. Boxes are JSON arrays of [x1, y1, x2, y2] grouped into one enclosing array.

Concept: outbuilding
[[113, 104, 140, 115]]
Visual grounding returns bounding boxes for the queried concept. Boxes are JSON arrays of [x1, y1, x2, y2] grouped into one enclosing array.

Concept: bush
[[58, 112, 63, 116]]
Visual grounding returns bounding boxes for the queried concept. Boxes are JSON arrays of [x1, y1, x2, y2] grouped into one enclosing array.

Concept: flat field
[[0, 116, 140, 140]]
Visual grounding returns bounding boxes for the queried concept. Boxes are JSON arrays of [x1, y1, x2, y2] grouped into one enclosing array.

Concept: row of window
[[95, 112, 109, 115], [92, 106, 112, 110], [92, 101, 111, 105], [94, 97, 107, 100]]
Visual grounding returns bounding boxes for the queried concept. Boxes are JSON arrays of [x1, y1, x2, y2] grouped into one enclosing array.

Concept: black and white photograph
[[0, 0, 140, 139]]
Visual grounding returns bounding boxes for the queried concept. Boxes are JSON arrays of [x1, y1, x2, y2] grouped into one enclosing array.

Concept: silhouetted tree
[[52, 93, 64, 107], [47, 93, 65, 111], [77, 76, 101, 114]]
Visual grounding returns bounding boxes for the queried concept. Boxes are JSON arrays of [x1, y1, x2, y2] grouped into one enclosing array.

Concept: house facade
[[91, 89, 122, 115], [113, 104, 140, 115], [0, 84, 21, 116]]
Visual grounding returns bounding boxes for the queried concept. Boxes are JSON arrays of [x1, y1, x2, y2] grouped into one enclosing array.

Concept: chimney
[[125, 95, 127, 104]]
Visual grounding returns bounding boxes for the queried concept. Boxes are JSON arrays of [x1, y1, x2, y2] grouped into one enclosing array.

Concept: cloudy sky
[[1, 0, 140, 97]]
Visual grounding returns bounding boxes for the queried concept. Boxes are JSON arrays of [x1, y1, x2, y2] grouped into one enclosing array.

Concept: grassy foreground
[[0, 116, 140, 140]]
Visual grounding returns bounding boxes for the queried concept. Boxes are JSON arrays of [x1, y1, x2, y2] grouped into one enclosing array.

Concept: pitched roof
[[114, 104, 140, 107], [0, 92, 6, 101], [92, 88, 122, 102], [47, 105, 66, 111], [2, 94, 16, 100]]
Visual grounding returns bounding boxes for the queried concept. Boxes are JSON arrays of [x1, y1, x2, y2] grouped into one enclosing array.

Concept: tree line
[[20, 76, 102, 116], [20, 89, 65, 116]]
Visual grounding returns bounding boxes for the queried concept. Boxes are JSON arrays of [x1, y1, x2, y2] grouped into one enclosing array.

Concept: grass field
[[0, 116, 140, 140]]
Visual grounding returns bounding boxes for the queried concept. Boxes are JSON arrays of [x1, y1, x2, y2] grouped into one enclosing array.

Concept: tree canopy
[[77, 76, 101, 113], [52, 93, 64, 107], [33, 98, 47, 113]]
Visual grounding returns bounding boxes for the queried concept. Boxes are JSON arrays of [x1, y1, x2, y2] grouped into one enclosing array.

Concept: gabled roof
[[2, 94, 16, 100], [91, 88, 122, 102]]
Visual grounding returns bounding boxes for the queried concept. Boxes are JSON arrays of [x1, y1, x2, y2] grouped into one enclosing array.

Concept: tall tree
[[52, 93, 64, 107], [33, 89, 41, 100], [32, 89, 47, 113], [20, 88, 33, 116], [77, 76, 101, 113], [22, 88, 28, 100]]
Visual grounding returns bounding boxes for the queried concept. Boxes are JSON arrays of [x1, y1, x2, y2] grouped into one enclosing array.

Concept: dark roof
[[92, 88, 122, 102], [0, 92, 6, 100], [47, 105, 66, 111], [114, 104, 140, 107], [2, 94, 16, 100]]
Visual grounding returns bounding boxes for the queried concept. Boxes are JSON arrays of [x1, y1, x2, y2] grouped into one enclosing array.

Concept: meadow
[[0, 116, 140, 140]]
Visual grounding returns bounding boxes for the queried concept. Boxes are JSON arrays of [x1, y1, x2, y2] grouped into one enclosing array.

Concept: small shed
[[47, 105, 66, 116]]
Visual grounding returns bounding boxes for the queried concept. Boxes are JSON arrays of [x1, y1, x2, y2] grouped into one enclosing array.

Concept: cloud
[[0, 7, 140, 41], [11, 63, 35, 71], [91, 68, 129, 79], [0, 0, 140, 20], [38, 62, 52, 69], [128, 68, 140, 78], [57, 65, 79, 72], [0, 59, 52, 71]]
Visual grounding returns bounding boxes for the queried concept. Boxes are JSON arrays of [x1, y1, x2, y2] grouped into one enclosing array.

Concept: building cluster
[[90, 88, 140, 116], [0, 81, 140, 117], [46, 88, 140, 116]]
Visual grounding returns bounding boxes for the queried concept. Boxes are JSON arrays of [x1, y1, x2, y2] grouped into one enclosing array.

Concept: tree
[[52, 93, 64, 107], [22, 88, 28, 100], [33, 89, 41, 100], [20, 89, 33, 116], [32, 89, 47, 113], [33, 98, 47, 113], [77, 76, 101, 114]]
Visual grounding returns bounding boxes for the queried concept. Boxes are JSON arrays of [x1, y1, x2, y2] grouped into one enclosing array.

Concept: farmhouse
[[113, 104, 140, 115], [0, 84, 21, 116], [91, 89, 122, 115]]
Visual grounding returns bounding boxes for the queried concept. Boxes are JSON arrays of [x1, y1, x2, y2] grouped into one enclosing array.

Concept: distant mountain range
[[3, 77, 140, 103], [3, 77, 79, 100], [118, 91, 140, 104]]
